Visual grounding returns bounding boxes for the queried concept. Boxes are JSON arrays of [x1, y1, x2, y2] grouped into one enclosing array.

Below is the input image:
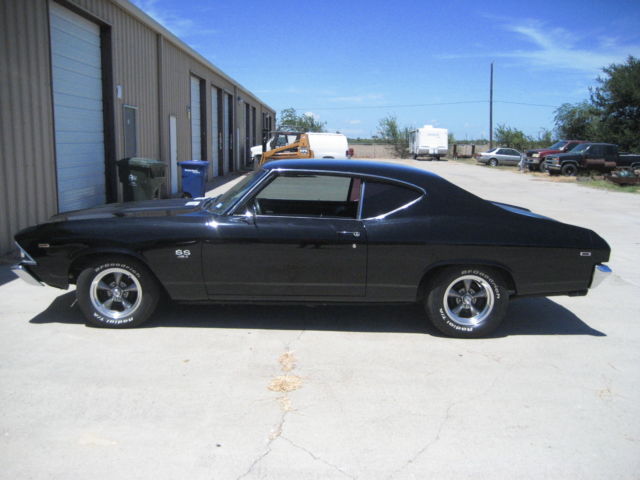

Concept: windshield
[[570, 143, 589, 153], [207, 170, 265, 214], [549, 141, 567, 149]]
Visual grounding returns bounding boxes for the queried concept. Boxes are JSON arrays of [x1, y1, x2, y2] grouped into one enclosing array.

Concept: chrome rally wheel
[[443, 275, 495, 327], [77, 257, 160, 328], [90, 268, 143, 321], [426, 267, 509, 338]]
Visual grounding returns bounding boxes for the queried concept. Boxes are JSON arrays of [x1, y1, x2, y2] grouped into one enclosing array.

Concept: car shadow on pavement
[[30, 292, 605, 337]]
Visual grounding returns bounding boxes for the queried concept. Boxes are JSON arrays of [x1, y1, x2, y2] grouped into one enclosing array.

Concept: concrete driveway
[[1, 160, 638, 479]]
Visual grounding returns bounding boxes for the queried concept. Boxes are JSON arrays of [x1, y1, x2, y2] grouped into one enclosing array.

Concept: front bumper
[[590, 264, 612, 289], [11, 263, 44, 287], [544, 160, 561, 172], [525, 157, 541, 166]]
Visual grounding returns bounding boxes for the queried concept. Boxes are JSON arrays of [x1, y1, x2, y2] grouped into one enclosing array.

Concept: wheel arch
[[69, 248, 154, 285], [416, 261, 517, 301]]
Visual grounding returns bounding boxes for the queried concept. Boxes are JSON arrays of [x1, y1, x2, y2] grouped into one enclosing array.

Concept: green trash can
[[117, 157, 166, 201]]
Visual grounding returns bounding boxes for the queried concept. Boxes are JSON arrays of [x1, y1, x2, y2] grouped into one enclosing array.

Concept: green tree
[[553, 101, 599, 140], [494, 124, 532, 151], [277, 108, 326, 132], [591, 56, 640, 151], [534, 128, 553, 148], [377, 115, 411, 158]]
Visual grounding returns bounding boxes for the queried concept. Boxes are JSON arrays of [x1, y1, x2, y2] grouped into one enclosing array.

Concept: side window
[[589, 145, 603, 157], [496, 149, 506, 155], [362, 180, 422, 219], [253, 174, 360, 218]]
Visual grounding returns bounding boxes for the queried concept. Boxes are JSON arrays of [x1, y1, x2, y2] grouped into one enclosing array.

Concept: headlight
[[532, 153, 540, 158]]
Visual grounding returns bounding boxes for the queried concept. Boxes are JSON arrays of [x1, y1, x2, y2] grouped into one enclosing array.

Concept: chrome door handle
[[337, 231, 361, 238]]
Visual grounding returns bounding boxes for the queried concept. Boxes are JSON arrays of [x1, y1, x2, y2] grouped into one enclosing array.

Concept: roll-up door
[[49, 2, 105, 212], [211, 86, 220, 177], [222, 93, 230, 175], [190, 75, 202, 160]]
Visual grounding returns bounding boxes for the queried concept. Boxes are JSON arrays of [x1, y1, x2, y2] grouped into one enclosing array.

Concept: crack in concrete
[[388, 361, 522, 479], [281, 436, 356, 479], [236, 330, 306, 479], [235, 410, 287, 480]]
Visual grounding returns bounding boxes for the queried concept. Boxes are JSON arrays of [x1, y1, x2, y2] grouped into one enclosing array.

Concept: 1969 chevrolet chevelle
[[12, 159, 611, 338]]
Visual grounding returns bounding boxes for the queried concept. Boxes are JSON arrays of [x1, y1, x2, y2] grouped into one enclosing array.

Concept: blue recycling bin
[[179, 160, 209, 198]]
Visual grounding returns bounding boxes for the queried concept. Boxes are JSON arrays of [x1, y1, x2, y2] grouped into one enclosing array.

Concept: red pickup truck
[[525, 140, 588, 172]]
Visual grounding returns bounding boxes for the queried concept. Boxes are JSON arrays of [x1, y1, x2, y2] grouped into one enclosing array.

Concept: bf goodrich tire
[[425, 266, 509, 338], [76, 257, 160, 328]]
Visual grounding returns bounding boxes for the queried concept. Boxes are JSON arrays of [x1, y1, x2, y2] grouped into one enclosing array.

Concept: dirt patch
[[268, 374, 302, 393], [278, 352, 296, 372]]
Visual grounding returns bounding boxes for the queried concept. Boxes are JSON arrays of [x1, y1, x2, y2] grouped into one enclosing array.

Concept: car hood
[[535, 149, 562, 156], [526, 148, 544, 155], [48, 198, 209, 222]]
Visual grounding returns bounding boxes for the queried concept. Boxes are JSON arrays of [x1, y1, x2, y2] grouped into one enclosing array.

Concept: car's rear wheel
[[425, 266, 509, 338], [561, 163, 578, 176], [489, 158, 498, 167], [76, 257, 160, 328]]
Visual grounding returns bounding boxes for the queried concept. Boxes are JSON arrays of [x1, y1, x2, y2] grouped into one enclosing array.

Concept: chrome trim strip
[[366, 195, 424, 220], [267, 168, 427, 196], [11, 264, 44, 287], [15, 242, 36, 265], [224, 170, 274, 216], [590, 264, 612, 289], [228, 167, 427, 220]]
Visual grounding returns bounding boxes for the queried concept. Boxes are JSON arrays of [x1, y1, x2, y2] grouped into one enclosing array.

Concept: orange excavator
[[257, 132, 315, 167]]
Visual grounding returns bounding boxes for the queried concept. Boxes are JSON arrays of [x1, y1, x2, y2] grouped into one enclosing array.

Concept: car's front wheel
[[76, 257, 160, 328], [489, 158, 498, 167], [561, 163, 578, 176], [425, 266, 509, 338]]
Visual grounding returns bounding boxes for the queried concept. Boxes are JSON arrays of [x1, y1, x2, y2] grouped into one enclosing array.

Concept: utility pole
[[489, 62, 494, 149]]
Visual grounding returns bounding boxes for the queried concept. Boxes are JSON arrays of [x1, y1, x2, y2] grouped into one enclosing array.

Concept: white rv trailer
[[409, 125, 448, 160]]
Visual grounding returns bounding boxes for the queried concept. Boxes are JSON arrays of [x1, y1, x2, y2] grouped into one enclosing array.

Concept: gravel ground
[[1, 159, 638, 479]]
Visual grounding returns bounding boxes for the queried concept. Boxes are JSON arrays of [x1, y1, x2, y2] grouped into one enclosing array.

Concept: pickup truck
[[525, 140, 587, 172], [544, 143, 640, 176]]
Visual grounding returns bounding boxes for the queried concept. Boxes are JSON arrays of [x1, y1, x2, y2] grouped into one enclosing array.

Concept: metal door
[[169, 115, 178, 193], [123, 105, 137, 158], [50, 2, 106, 212], [190, 75, 204, 160]]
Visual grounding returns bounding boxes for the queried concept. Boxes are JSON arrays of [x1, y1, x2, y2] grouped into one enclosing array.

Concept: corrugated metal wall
[[0, 0, 275, 254], [0, 0, 58, 254]]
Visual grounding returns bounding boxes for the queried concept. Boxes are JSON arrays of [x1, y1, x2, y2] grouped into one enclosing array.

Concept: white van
[[251, 132, 349, 162], [409, 125, 448, 160]]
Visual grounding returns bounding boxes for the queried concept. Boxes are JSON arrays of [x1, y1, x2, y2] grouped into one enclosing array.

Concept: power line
[[291, 100, 558, 111]]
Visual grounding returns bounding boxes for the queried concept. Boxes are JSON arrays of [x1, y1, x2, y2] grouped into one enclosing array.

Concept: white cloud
[[328, 93, 384, 103], [131, 0, 217, 37], [303, 111, 320, 120], [348, 119, 362, 125], [436, 19, 640, 75]]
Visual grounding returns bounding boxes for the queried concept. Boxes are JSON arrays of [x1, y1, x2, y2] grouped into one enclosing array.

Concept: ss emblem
[[175, 249, 191, 259]]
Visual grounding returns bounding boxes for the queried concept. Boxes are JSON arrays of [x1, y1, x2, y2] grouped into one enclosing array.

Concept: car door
[[202, 172, 367, 298], [501, 149, 519, 165], [495, 148, 508, 165]]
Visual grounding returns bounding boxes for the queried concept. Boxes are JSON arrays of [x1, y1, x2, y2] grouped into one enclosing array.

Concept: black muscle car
[[12, 159, 611, 338]]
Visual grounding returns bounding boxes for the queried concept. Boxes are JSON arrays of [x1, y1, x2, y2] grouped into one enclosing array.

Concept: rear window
[[362, 180, 422, 218]]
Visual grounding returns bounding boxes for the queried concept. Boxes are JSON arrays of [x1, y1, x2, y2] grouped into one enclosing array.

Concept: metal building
[[0, 0, 275, 254]]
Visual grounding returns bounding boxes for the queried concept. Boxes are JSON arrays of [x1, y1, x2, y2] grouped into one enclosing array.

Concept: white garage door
[[49, 2, 105, 212], [190, 76, 202, 160]]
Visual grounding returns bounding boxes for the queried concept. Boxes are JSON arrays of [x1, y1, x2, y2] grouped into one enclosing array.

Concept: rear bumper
[[11, 263, 44, 287], [590, 264, 612, 289]]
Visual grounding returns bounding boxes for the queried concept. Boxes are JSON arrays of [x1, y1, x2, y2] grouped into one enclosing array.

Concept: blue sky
[[132, 0, 640, 140]]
